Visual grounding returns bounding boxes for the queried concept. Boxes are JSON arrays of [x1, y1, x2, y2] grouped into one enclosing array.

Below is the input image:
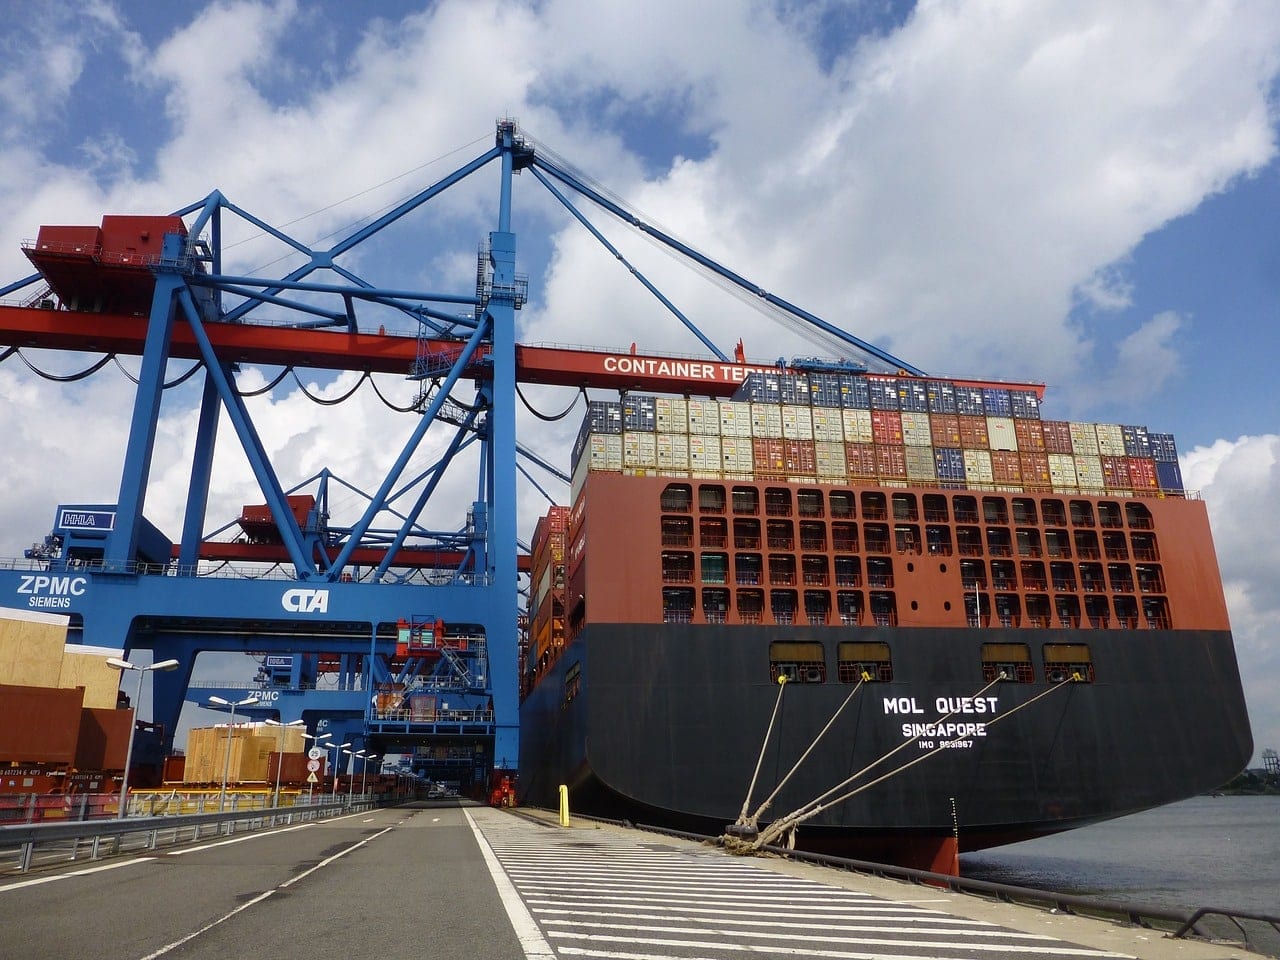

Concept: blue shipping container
[[955, 387, 985, 416], [622, 394, 657, 432], [935, 447, 966, 482], [1149, 432, 1179, 463], [1010, 390, 1041, 420], [808, 373, 843, 408], [1122, 425, 1152, 458], [1155, 460, 1184, 491], [869, 378, 900, 410], [898, 380, 930, 412], [780, 373, 811, 404], [839, 374, 871, 409], [926, 380, 957, 414], [982, 388, 1013, 417]]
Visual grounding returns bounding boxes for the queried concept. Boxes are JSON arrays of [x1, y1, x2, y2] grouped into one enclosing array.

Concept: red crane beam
[[181, 539, 531, 572]]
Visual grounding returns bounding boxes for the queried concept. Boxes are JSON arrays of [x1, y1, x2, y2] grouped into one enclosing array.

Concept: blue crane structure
[[0, 121, 929, 792]]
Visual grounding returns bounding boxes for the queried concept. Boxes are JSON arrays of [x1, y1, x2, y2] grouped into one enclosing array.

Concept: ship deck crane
[[0, 121, 1041, 791]]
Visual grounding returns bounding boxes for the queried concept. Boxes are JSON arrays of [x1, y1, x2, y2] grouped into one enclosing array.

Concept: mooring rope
[[734, 676, 788, 826]]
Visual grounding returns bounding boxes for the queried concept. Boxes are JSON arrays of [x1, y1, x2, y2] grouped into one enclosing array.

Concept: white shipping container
[[1095, 423, 1126, 457], [781, 404, 814, 440], [811, 407, 844, 442], [963, 449, 994, 483], [623, 431, 657, 469], [655, 397, 688, 433], [720, 435, 755, 472], [986, 416, 1018, 451], [901, 411, 933, 447], [1047, 453, 1078, 488], [841, 408, 874, 444], [904, 445, 937, 481], [750, 403, 783, 438], [1069, 422, 1099, 456], [815, 441, 846, 478], [1074, 454, 1104, 489], [689, 434, 722, 469], [687, 398, 720, 436], [534, 564, 553, 610], [718, 399, 753, 437], [657, 432, 690, 470]]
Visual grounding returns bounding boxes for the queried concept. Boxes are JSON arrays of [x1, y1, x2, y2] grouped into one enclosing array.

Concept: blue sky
[[0, 1, 1276, 763]]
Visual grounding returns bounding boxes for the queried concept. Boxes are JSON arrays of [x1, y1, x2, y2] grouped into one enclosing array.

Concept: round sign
[[306, 759, 321, 772], [307, 747, 324, 761]]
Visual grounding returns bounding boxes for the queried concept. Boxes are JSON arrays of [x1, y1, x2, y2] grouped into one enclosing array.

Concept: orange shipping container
[[957, 415, 989, 449]]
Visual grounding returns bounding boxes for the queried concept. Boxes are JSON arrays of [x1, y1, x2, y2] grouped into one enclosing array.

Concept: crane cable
[[517, 382, 586, 422]]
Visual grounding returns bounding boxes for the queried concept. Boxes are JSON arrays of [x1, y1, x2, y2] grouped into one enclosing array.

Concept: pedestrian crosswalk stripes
[[472, 814, 1134, 960]]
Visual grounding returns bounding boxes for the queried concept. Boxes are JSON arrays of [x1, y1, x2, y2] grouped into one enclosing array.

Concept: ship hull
[[519, 623, 1252, 861]]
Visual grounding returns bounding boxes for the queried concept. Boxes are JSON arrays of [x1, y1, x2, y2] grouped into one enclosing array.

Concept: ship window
[[1020, 560, 1046, 590], [698, 484, 726, 513], [699, 516, 728, 547], [1125, 502, 1154, 529], [864, 522, 891, 554], [801, 555, 829, 586], [1041, 499, 1067, 525], [700, 552, 729, 584], [986, 528, 1013, 557], [765, 487, 792, 516], [982, 642, 1034, 683], [829, 490, 855, 518], [834, 555, 861, 587], [1012, 497, 1038, 525], [1016, 528, 1042, 557], [832, 521, 858, 551], [869, 591, 897, 626], [1043, 643, 1093, 682], [564, 662, 582, 703], [1074, 530, 1100, 559], [661, 551, 695, 583], [895, 524, 921, 555], [1069, 500, 1095, 526], [952, 495, 979, 523], [1050, 561, 1076, 591], [993, 593, 1021, 628], [861, 491, 888, 520], [923, 493, 948, 522], [1085, 595, 1110, 628], [702, 588, 730, 623], [926, 525, 952, 556], [838, 641, 892, 682], [1131, 532, 1159, 561], [797, 489, 824, 517], [662, 587, 695, 623], [967, 591, 987, 627], [731, 486, 759, 515], [733, 517, 761, 549], [1113, 595, 1139, 628], [891, 493, 918, 521], [766, 518, 795, 549], [1024, 594, 1051, 627], [960, 559, 987, 591], [661, 515, 693, 547], [737, 589, 765, 623], [768, 554, 797, 585], [1136, 564, 1165, 593], [836, 590, 863, 625], [990, 559, 1016, 589], [770, 590, 798, 625], [803, 590, 830, 625], [1142, 596, 1171, 629], [866, 557, 894, 588], [1080, 562, 1105, 593], [956, 525, 983, 556], [1044, 528, 1071, 558], [1103, 532, 1128, 560], [982, 497, 1009, 524], [660, 484, 692, 512], [1108, 563, 1134, 593], [735, 553, 763, 585], [1054, 595, 1081, 628], [1098, 501, 1123, 528], [799, 520, 827, 550], [770, 640, 825, 683]]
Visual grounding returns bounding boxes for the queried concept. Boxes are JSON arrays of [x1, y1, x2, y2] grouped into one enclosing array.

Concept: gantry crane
[[0, 120, 1035, 791]]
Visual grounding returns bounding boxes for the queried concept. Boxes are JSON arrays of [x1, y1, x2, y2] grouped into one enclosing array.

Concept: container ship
[[518, 368, 1254, 871]]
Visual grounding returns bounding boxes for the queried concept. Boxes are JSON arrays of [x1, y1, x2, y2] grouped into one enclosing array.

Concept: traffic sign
[[307, 747, 324, 760], [306, 772, 319, 784], [306, 759, 321, 772]]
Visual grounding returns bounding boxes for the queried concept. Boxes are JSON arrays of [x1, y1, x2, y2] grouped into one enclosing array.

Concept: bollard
[[558, 784, 570, 827]]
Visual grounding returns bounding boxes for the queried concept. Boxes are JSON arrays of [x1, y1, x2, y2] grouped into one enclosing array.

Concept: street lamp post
[[301, 732, 331, 804], [106, 657, 180, 819], [265, 719, 305, 809], [344, 749, 356, 806], [327, 741, 351, 802], [208, 695, 262, 811], [360, 754, 379, 800]]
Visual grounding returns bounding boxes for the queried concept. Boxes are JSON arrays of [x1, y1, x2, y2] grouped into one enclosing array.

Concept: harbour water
[[962, 795, 1279, 951]]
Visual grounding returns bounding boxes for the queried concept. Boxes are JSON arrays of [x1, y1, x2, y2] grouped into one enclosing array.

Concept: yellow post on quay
[[558, 784, 570, 826]]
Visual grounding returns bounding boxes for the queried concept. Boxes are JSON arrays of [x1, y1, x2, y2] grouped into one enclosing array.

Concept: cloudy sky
[[0, 0, 1276, 764]]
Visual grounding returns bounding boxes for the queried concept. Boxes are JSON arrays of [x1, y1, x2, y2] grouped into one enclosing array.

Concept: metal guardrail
[[0, 799, 366, 874], [547, 811, 1280, 957]]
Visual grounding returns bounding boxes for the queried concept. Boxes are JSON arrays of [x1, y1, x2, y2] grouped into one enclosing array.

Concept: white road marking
[[464, 809, 555, 959], [166, 822, 312, 855], [0, 857, 153, 892]]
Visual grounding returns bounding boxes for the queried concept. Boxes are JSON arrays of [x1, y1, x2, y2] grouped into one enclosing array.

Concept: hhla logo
[[281, 588, 329, 613]]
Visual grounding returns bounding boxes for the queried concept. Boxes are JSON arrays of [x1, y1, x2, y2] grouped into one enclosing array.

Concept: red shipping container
[[752, 438, 785, 475], [0, 685, 84, 765], [1101, 455, 1131, 489], [34, 224, 103, 254], [1013, 419, 1045, 452], [1128, 457, 1158, 490], [990, 450, 1023, 484], [267, 752, 311, 786], [1041, 420, 1074, 454], [845, 442, 877, 478], [784, 439, 816, 474], [1020, 452, 1051, 488], [871, 410, 903, 446], [875, 445, 907, 479], [957, 415, 989, 449], [930, 413, 961, 448], [76, 707, 134, 772], [163, 754, 187, 783]]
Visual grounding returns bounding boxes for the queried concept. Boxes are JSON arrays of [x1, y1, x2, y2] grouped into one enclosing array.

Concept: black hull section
[[519, 625, 1253, 855]]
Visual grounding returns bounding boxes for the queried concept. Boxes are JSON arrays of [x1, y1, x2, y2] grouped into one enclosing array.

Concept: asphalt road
[[0, 801, 526, 960]]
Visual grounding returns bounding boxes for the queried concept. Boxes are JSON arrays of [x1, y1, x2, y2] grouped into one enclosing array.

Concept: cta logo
[[16, 575, 87, 609], [282, 588, 329, 613]]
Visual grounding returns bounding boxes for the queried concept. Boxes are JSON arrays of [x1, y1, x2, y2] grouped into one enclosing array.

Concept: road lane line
[[0, 857, 153, 892]]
